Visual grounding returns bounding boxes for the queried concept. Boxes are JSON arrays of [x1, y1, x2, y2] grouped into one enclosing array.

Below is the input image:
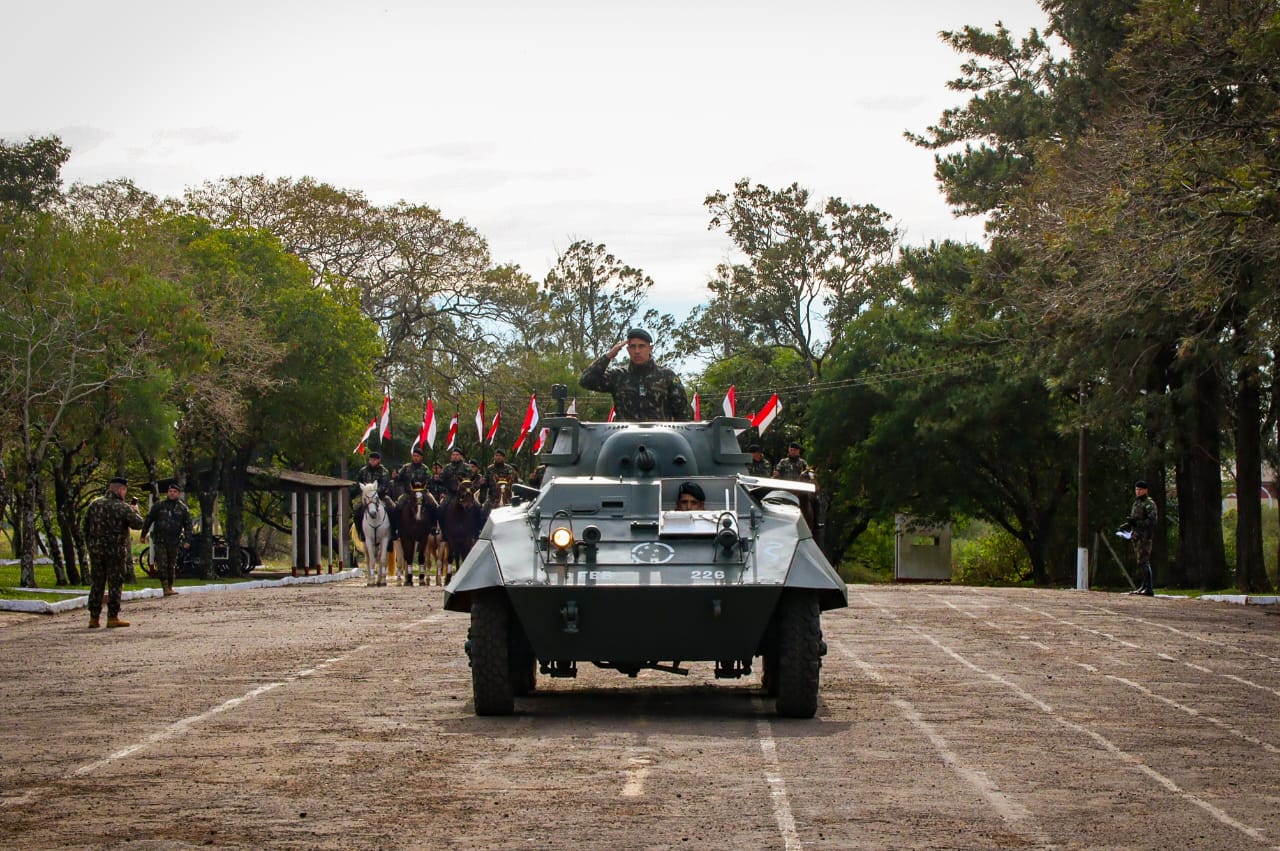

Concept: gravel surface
[[2, 581, 1277, 849]]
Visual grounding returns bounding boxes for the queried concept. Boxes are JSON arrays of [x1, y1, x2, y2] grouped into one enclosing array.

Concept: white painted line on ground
[[752, 698, 802, 851], [910, 625, 1269, 845], [620, 755, 652, 798], [836, 642, 1050, 846], [64, 613, 445, 780], [1080, 604, 1280, 665]]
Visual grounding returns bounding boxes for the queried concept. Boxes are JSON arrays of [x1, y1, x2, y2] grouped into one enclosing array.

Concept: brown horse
[[395, 487, 437, 586]]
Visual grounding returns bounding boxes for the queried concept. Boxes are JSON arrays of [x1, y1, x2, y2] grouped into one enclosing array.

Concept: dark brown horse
[[395, 487, 438, 586]]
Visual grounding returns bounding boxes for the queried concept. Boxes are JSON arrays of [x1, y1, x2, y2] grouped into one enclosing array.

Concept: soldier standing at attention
[[773, 442, 810, 480], [140, 482, 193, 597], [746, 444, 773, 477], [1123, 480, 1159, 596], [83, 476, 145, 628], [579, 328, 689, 421]]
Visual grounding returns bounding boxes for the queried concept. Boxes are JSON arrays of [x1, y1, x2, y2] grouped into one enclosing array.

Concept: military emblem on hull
[[630, 541, 675, 564]]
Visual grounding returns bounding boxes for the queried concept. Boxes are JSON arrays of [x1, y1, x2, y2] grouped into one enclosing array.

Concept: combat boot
[[88, 614, 100, 628], [106, 616, 130, 628], [163, 584, 178, 597]]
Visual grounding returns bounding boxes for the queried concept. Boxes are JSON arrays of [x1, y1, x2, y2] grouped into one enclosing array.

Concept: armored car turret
[[444, 406, 848, 717]]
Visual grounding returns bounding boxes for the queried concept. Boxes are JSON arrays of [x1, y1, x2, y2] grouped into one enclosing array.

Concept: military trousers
[[153, 541, 181, 587], [87, 554, 128, 618]]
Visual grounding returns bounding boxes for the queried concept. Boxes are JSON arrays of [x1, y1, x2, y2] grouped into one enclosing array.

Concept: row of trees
[[3, 0, 1276, 593]]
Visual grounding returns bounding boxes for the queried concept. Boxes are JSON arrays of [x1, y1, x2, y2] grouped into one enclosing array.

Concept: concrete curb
[[1194, 594, 1280, 606], [0, 569, 363, 615]]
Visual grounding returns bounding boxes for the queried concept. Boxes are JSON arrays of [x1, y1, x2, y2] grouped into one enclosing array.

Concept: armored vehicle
[[443, 403, 848, 718]]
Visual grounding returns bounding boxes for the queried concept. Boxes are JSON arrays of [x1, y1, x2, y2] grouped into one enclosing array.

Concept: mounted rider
[[440, 447, 471, 496], [484, 448, 521, 508], [352, 451, 397, 541], [395, 446, 431, 498]]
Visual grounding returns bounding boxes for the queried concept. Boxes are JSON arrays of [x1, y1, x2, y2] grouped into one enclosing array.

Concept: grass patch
[[0, 558, 267, 600]]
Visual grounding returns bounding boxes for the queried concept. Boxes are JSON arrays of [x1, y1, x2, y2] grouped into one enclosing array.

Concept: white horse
[[359, 482, 392, 587]]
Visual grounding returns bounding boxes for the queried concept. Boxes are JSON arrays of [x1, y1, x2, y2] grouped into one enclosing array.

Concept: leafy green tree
[[683, 180, 898, 380], [0, 135, 69, 210]]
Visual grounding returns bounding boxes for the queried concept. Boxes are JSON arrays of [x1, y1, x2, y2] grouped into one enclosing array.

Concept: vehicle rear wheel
[[774, 591, 822, 718], [470, 591, 514, 715]]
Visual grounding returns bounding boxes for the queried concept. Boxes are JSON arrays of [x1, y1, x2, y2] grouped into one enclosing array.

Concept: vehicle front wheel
[[774, 591, 822, 718], [469, 591, 514, 715]]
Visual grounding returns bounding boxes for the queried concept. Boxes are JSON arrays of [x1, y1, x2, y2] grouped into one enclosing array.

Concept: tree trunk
[[1175, 366, 1228, 590], [17, 471, 38, 588], [53, 470, 82, 585], [1233, 363, 1269, 592], [35, 482, 67, 585]]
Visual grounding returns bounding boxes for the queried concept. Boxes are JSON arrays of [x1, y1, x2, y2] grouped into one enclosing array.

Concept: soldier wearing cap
[[773, 442, 810, 481], [140, 482, 194, 597], [1121, 480, 1158, 596], [441, 447, 470, 496], [82, 476, 145, 628], [580, 328, 690, 421], [485, 448, 521, 508], [746, 444, 772, 477], [352, 451, 395, 541], [396, 447, 431, 497]]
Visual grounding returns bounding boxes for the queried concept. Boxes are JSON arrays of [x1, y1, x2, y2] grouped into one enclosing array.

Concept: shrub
[[952, 523, 1031, 586]]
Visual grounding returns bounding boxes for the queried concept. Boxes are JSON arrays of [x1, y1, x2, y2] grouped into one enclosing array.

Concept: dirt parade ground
[[2, 581, 1279, 850]]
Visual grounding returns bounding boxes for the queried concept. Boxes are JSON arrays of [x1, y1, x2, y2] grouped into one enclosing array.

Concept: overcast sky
[[4, 0, 1049, 314]]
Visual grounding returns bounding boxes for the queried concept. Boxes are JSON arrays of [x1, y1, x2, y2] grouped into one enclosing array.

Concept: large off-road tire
[[469, 591, 514, 715], [508, 615, 537, 697], [774, 591, 822, 718]]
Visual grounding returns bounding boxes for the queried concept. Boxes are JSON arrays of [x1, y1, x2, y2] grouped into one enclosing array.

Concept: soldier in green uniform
[[83, 476, 145, 628], [772, 442, 810, 480], [352, 451, 396, 541], [441, 447, 471, 496], [579, 328, 689, 421], [746, 444, 772, 477], [140, 482, 194, 597], [485, 448, 522, 507], [1122, 480, 1159, 596], [396, 447, 431, 497]]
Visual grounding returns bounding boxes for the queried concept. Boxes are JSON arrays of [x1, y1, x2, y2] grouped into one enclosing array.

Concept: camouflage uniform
[[83, 490, 145, 620], [746, 456, 773, 477], [579, 355, 689, 421], [352, 461, 395, 540], [773, 456, 810, 481], [441, 459, 472, 495], [1128, 493, 1159, 594], [485, 461, 521, 507], [396, 461, 431, 497], [141, 496, 194, 588]]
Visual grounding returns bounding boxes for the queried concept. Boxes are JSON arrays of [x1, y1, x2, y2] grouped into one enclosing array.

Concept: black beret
[[368, 451, 381, 459], [626, 328, 653, 344], [748, 444, 762, 452], [788, 441, 803, 450], [1135, 480, 1148, 489], [411, 446, 423, 455], [166, 482, 182, 491], [108, 476, 129, 486], [676, 481, 705, 502], [493, 448, 506, 456]]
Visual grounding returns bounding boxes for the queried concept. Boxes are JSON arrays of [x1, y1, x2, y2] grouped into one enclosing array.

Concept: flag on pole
[[531, 427, 550, 454], [693, 392, 702, 421], [378, 393, 391, 441], [446, 413, 459, 450], [513, 393, 540, 453], [750, 393, 782, 434], [485, 409, 501, 445], [722, 385, 736, 418], [354, 418, 377, 455], [475, 400, 486, 443], [607, 406, 616, 423], [412, 398, 436, 452]]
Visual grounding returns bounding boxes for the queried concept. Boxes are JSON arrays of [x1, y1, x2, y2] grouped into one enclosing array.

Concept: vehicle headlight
[[550, 526, 574, 551]]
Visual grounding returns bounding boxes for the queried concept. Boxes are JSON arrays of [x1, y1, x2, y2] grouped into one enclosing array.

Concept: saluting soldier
[[83, 476, 145, 628], [579, 328, 689, 421], [746, 444, 773, 477], [140, 482, 194, 597]]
